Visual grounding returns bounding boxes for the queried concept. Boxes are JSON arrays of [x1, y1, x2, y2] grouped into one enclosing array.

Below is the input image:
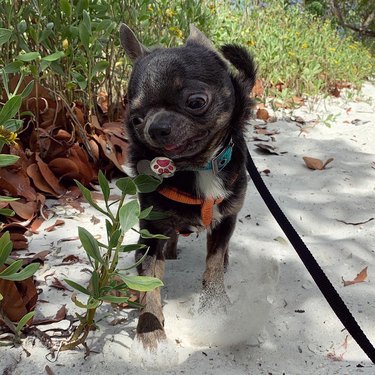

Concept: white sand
[[1, 83, 374, 374]]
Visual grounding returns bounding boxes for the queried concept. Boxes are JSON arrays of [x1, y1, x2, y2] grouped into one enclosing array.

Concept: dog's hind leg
[[164, 230, 178, 259], [200, 214, 236, 311], [135, 235, 167, 349]]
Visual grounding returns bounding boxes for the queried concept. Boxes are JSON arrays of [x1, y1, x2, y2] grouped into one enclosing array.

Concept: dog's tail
[[220, 44, 256, 92]]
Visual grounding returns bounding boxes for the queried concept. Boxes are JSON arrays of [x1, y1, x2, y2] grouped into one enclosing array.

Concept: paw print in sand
[[150, 157, 176, 177]]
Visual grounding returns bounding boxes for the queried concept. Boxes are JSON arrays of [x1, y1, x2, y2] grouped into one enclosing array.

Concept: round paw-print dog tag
[[150, 157, 176, 177]]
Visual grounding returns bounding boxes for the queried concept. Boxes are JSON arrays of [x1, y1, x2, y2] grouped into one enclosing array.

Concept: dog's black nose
[[148, 122, 171, 140]]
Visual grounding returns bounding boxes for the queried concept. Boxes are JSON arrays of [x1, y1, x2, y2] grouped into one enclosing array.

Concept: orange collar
[[158, 186, 224, 228]]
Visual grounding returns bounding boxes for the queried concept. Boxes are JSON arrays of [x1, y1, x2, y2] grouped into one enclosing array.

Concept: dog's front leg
[[136, 232, 167, 350], [200, 214, 236, 311]]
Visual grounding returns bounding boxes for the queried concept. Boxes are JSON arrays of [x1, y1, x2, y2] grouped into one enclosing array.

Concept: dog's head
[[120, 24, 256, 169]]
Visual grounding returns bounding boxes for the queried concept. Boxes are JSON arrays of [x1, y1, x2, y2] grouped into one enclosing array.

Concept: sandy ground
[[1, 83, 375, 375]]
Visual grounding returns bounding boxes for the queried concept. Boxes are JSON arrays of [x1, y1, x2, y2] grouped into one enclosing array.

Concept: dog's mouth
[[161, 131, 209, 158]]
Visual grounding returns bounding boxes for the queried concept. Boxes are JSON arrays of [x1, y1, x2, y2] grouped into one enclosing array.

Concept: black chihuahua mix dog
[[120, 24, 256, 350]]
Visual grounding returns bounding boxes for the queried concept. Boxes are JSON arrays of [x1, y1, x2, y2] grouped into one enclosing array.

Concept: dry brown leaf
[[35, 154, 66, 196], [33, 305, 67, 326], [0, 265, 37, 325], [29, 217, 45, 234], [256, 108, 270, 121], [27, 163, 59, 196], [342, 266, 368, 287], [0, 167, 37, 201], [44, 219, 65, 232], [90, 215, 100, 225], [50, 277, 71, 291], [303, 156, 334, 170], [9, 200, 37, 220], [48, 158, 80, 181], [255, 143, 282, 155], [251, 79, 264, 97], [61, 254, 80, 264]]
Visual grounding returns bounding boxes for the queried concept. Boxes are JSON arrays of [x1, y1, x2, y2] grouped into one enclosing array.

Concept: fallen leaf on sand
[[256, 108, 270, 121], [62, 255, 80, 264], [342, 266, 368, 287], [44, 219, 65, 232], [336, 217, 374, 226], [90, 215, 100, 225], [303, 156, 334, 170], [255, 143, 285, 155], [50, 277, 72, 291], [33, 305, 67, 325]]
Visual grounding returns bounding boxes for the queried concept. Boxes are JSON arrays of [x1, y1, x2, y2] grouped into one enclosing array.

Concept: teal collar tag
[[199, 139, 234, 174]]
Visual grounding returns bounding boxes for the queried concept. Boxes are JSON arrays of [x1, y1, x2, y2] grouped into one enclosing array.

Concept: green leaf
[[119, 275, 164, 292], [15, 311, 35, 333], [17, 20, 27, 33], [16, 52, 41, 62], [145, 209, 170, 221], [3, 119, 24, 132], [75, 180, 107, 216], [0, 95, 22, 124], [91, 270, 100, 298], [3, 61, 23, 74], [0, 28, 12, 46], [134, 175, 162, 193], [0, 232, 12, 266], [60, 0, 71, 16], [0, 259, 23, 278], [0, 155, 20, 167], [0, 196, 18, 202], [139, 229, 169, 240], [97, 170, 110, 203], [119, 200, 140, 234], [108, 228, 121, 248], [119, 243, 146, 253], [71, 71, 87, 90], [98, 295, 132, 304], [139, 206, 153, 220], [79, 22, 90, 51], [82, 10, 92, 34], [0, 208, 15, 217], [0, 263, 39, 281], [92, 60, 109, 76], [71, 294, 99, 309], [19, 80, 34, 99], [42, 51, 65, 62], [64, 279, 91, 295], [78, 227, 104, 264], [115, 177, 136, 195]]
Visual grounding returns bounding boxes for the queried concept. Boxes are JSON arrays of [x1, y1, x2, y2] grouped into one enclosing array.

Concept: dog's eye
[[130, 116, 143, 126], [186, 94, 208, 111]]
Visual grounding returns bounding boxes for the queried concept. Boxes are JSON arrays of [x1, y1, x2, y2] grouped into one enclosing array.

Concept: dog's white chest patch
[[195, 171, 228, 199]]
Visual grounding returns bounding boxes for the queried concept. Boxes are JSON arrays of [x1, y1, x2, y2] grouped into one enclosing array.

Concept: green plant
[[0, 232, 39, 344], [61, 171, 167, 351]]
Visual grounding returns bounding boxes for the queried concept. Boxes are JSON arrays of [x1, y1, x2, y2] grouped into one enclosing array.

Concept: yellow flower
[[246, 40, 256, 47], [329, 47, 336, 52], [349, 44, 357, 50], [169, 26, 183, 39], [301, 43, 308, 49], [288, 51, 296, 57], [147, 4, 153, 12], [62, 39, 69, 50], [0, 126, 17, 145], [165, 8, 176, 18]]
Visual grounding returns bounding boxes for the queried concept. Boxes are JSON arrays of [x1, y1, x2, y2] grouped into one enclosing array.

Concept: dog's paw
[[130, 332, 178, 369], [198, 283, 231, 314], [135, 328, 167, 351]]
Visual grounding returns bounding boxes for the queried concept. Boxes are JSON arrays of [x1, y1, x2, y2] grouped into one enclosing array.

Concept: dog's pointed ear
[[186, 24, 216, 52], [119, 23, 149, 61]]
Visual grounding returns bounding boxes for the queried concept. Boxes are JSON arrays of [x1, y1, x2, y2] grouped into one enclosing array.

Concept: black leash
[[246, 147, 375, 364]]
